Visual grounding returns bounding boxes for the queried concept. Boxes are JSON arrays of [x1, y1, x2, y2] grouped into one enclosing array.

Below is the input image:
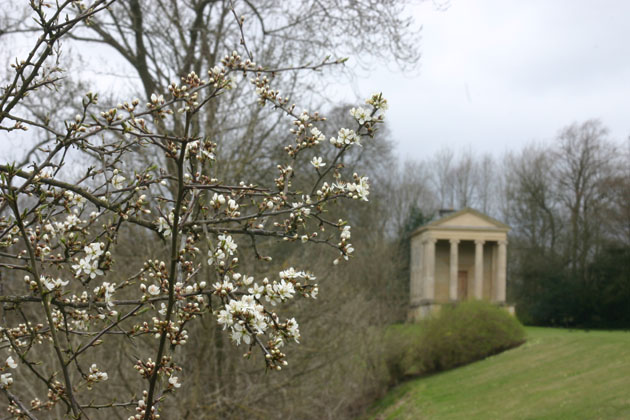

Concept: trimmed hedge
[[414, 301, 526, 372], [385, 301, 525, 383]]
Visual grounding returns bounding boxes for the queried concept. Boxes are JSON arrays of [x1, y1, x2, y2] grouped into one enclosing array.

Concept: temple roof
[[411, 208, 510, 237]]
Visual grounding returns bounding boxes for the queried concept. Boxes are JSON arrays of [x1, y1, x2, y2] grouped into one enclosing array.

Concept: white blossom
[[159, 303, 168, 316], [6, 357, 17, 369], [349, 106, 371, 124], [366, 92, 388, 110], [213, 280, 234, 296], [0, 373, 12, 388], [210, 193, 226, 206], [168, 376, 181, 388], [64, 214, 81, 229], [150, 93, 164, 104], [310, 127, 325, 143], [41, 276, 69, 291], [111, 174, 126, 189], [156, 217, 169, 236], [341, 226, 351, 240], [330, 127, 361, 148], [88, 364, 108, 385], [93, 282, 117, 308], [85, 242, 105, 258], [248, 283, 264, 299], [84, 261, 104, 279], [230, 323, 251, 345], [218, 234, 237, 255], [310, 156, 326, 169], [286, 318, 300, 343], [217, 309, 233, 329]]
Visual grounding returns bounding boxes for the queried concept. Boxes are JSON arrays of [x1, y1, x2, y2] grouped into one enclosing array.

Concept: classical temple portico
[[409, 208, 510, 320]]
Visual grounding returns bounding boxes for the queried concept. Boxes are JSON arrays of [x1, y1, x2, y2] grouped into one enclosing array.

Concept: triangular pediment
[[429, 208, 509, 230]]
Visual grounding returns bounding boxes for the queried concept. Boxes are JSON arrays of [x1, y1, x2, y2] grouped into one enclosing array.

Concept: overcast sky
[[339, 0, 630, 161], [3, 1, 630, 164]]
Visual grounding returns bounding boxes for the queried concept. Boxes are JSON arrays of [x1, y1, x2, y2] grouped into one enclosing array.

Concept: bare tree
[[554, 119, 616, 278], [477, 153, 495, 214], [385, 160, 436, 237], [430, 147, 455, 208], [451, 149, 477, 209], [504, 145, 559, 253], [602, 139, 630, 246], [0, 2, 391, 419]]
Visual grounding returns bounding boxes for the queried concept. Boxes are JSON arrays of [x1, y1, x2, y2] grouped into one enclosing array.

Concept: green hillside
[[368, 327, 630, 420]]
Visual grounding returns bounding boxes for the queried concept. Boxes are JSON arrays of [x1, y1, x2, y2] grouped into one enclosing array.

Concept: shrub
[[382, 324, 423, 384], [367, 302, 525, 417], [413, 301, 525, 373]]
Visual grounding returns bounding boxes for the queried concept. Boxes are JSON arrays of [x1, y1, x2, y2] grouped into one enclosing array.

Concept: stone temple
[[408, 208, 511, 321]]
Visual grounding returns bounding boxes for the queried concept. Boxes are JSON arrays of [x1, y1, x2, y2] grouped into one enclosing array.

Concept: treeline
[[505, 121, 629, 327], [395, 119, 630, 328]]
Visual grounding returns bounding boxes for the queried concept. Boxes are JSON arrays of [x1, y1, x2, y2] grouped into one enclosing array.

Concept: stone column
[[409, 239, 417, 303], [474, 239, 485, 299], [423, 238, 436, 301], [496, 240, 507, 302], [449, 239, 459, 301], [410, 238, 423, 304]]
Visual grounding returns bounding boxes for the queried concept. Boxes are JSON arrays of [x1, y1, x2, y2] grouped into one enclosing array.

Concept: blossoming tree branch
[[0, 1, 386, 419]]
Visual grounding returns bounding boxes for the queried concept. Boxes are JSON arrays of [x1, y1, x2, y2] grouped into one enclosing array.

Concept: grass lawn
[[367, 327, 630, 420]]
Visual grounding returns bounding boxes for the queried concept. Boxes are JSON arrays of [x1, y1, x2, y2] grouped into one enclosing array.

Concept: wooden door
[[458, 270, 468, 300]]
